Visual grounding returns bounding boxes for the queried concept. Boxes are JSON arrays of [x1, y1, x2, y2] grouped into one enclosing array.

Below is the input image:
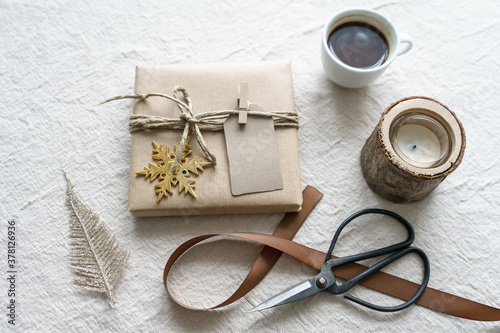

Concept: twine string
[[98, 87, 299, 172]]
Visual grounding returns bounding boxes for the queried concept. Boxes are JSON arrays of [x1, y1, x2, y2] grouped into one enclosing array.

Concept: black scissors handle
[[325, 209, 430, 312], [325, 208, 415, 262], [343, 246, 430, 312]]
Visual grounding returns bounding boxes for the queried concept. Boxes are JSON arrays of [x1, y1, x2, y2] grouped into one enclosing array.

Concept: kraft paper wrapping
[[129, 61, 302, 216]]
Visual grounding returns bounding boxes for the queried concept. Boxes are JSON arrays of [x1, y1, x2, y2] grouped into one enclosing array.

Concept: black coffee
[[328, 22, 388, 69]]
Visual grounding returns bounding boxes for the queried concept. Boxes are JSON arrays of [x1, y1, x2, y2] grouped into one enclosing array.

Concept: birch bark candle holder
[[360, 96, 466, 203]]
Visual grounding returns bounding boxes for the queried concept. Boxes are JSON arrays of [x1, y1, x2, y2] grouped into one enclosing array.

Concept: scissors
[[249, 208, 430, 313]]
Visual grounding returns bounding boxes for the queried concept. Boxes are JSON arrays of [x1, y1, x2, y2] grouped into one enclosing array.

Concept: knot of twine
[[98, 86, 299, 174]]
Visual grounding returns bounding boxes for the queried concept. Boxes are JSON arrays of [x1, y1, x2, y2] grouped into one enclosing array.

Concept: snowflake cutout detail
[[136, 137, 212, 202]]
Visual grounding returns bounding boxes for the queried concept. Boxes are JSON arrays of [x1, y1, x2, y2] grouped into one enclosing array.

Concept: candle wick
[[412, 145, 417, 150]]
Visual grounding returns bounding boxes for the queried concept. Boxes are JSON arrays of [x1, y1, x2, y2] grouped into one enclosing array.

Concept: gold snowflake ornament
[[136, 137, 212, 202]]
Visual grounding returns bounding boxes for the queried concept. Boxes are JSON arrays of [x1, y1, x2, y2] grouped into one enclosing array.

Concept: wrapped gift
[[128, 61, 302, 216]]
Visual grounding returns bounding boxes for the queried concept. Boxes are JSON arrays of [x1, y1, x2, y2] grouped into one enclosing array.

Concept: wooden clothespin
[[238, 82, 249, 124]]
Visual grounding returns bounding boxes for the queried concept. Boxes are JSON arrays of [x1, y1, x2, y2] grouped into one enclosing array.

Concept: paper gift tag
[[223, 103, 283, 196]]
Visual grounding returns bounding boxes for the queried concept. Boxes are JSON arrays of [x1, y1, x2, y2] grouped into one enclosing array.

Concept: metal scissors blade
[[248, 276, 321, 312]]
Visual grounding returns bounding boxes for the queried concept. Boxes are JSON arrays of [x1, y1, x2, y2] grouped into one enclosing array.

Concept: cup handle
[[397, 33, 413, 56]]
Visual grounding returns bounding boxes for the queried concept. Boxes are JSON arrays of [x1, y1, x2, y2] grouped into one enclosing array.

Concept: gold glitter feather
[[64, 172, 130, 308]]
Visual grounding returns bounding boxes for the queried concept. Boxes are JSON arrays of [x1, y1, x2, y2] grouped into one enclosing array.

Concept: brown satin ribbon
[[163, 186, 500, 321]]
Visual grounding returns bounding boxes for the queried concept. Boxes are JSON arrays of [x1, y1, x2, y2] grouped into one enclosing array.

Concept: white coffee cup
[[321, 8, 412, 88]]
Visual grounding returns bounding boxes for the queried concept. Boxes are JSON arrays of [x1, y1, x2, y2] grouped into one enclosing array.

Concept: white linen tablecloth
[[1, 0, 499, 331]]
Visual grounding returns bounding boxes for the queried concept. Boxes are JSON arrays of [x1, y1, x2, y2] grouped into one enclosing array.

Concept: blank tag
[[223, 104, 283, 196]]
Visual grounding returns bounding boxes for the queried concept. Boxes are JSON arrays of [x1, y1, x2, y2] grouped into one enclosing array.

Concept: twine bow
[[98, 86, 299, 174], [170, 86, 215, 173]]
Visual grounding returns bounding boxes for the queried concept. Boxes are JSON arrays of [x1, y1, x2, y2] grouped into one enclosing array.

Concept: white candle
[[390, 113, 450, 168]]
